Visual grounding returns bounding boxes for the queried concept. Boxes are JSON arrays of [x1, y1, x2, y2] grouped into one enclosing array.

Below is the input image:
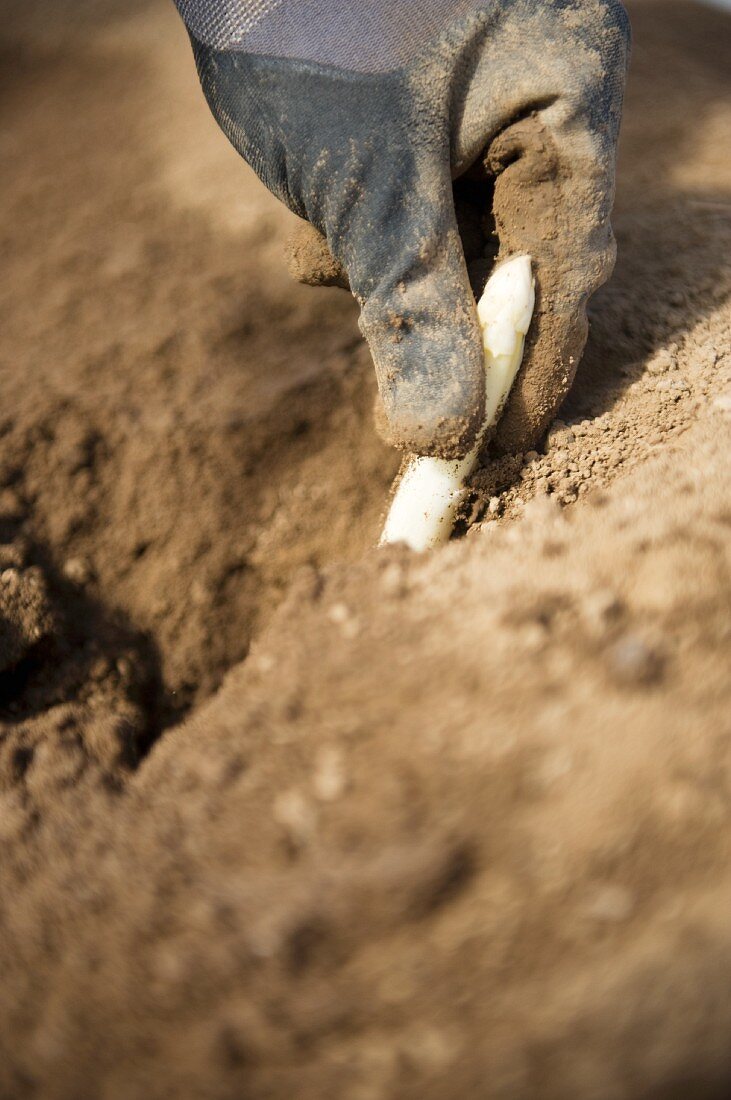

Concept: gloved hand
[[174, 0, 630, 458]]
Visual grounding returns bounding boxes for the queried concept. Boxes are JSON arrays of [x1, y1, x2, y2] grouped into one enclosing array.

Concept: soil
[[0, 1, 730, 1097]]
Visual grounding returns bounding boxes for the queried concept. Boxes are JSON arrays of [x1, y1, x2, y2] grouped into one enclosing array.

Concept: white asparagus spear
[[379, 254, 535, 552]]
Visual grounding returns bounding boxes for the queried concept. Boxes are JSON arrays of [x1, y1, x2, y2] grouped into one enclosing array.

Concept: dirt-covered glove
[[174, 0, 630, 458]]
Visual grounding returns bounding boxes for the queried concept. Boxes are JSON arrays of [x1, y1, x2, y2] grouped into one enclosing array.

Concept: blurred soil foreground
[[0, 1, 730, 1097]]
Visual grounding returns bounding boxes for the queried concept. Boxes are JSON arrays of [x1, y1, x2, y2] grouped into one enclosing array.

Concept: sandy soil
[[0, 1, 729, 1097]]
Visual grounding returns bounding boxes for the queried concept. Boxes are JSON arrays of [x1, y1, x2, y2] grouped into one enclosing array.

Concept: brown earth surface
[[0, 2, 730, 1097]]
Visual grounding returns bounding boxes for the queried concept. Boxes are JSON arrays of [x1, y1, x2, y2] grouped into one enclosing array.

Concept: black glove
[[174, 0, 630, 457]]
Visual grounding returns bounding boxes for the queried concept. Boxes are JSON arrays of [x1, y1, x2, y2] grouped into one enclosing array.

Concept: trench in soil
[[0, 347, 403, 756]]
